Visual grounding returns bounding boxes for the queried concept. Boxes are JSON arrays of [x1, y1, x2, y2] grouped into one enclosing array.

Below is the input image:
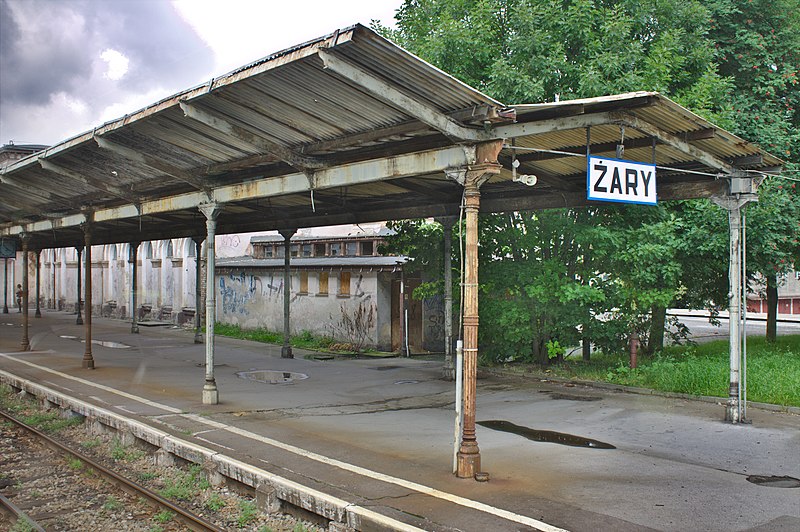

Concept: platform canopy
[[0, 24, 782, 249]]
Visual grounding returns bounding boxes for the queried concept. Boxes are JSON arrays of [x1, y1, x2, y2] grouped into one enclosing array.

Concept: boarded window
[[345, 242, 357, 256], [314, 243, 326, 256], [302, 244, 312, 257], [291, 244, 300, 257], [360, 240, 374, 256], [339, 271, 351, 297], [330, 243, 341, 256], [318, 272, 329, 295], [299, 271, 309, 294]]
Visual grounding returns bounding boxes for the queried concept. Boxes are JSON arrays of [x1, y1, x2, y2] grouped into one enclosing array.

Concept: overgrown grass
[[158, 464, 210, 501], [214, 323, 337, 351], [520, 335, 800, 407]]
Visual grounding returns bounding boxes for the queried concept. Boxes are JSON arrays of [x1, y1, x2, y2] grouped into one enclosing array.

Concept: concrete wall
[[215, 267, 392, 350]]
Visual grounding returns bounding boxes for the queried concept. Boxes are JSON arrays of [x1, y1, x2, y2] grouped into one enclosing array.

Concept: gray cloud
[[0, 0, 214, 144]]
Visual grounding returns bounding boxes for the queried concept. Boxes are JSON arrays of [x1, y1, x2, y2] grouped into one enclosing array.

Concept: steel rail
[[0, 492, 47, 532], [0, 409, 224, 532]]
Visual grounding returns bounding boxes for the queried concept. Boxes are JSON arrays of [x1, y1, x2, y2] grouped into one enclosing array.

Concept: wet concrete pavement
[[1, 310, 798, 531]]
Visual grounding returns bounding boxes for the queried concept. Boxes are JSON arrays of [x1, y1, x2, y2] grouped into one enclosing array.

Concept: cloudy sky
[[0, 0, 402, 146]]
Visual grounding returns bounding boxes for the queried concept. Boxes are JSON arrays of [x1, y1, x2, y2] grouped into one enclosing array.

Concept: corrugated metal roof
[[0, 27, 782, 249]]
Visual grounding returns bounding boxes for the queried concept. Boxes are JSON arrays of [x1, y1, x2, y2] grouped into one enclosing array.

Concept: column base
[[35, 309, 41, 318], [456, 444, 481, 479], [724, 398, 740, 424], [2, 306, 7, 313], [194, 333, 203, 344], [202, 381, 219, 405], [441, 358, 455, 381], [82, 356, 95, 369], [20, 341, 30, 352], [131, 326, 139, 334], [76, 316, 83, 325], [281, 345, 293, 359]]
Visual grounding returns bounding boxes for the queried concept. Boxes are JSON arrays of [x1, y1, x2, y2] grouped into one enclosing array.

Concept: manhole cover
[[746, 475, 800, 488], [394, 380, 419, 385], [237, 370, 308, 384]]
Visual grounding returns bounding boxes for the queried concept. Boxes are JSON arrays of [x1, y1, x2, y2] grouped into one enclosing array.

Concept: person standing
[[15, 284, 22, 312]]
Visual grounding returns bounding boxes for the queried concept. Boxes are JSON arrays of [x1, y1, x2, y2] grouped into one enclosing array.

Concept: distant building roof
[[250, 226, 394, 244], [0, 143, 49, 153], [217, 256, 407, 269]]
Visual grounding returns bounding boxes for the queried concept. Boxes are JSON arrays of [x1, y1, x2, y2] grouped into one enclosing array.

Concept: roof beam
[[38, 159, 142, 204], [179, 101, 328, 171], [2, 144, 472, 237], [318, 48, 491, 142], [94, 136, 210, 193], [611, 112, 734, 174]]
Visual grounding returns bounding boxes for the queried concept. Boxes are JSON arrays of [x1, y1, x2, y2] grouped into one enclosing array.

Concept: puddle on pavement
[[539, 390, 603, 402], [59, 335, 131, 349], [746, 475, 800, 488], [237, 370, 308, 384], [478, 420, 616, 449]]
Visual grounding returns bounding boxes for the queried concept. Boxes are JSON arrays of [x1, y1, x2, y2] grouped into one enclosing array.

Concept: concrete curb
[[484, 368, 800, 416], [0, 369, 426, 532]]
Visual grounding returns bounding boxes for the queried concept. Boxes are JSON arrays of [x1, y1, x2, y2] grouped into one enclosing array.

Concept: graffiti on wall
[[219, 271, 262, 315], [424, 294, 445, 343]]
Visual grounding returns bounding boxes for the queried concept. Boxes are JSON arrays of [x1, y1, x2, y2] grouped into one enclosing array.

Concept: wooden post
[[447, 141, 502, 480], [279, 229, 296, 358], [82, 222, 94, 369], [20, 236, 30, 351]]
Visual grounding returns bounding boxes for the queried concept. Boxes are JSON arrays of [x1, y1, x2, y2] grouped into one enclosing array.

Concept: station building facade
[[0, 224, 446, 352]]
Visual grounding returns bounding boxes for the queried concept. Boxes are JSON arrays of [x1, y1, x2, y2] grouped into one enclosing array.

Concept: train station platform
[[1, 310, 798, 532]]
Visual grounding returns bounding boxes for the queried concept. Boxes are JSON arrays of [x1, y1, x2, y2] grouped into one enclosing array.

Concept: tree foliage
[[378, 0, 800, 360]]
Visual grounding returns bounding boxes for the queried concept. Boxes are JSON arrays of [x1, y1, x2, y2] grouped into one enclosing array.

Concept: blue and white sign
[[587, 156, 657, 205]]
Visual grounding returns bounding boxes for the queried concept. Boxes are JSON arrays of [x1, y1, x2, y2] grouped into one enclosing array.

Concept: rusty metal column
[[82, 222, 94, 369], [193, 236, 204, 344], [75, 246, 83, 325], [279, 228, 296, 358], [129, 242, 140, 334], [35, 249, 42, 318], [438, 216, 457, 380], [3, 257, 8, 314], [20, 236, 30, 351], [199, 202, 221, 405], [448, 142, 502, 480]]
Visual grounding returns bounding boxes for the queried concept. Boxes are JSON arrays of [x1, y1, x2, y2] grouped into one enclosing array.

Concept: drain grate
[[746, 475, 800, 488]]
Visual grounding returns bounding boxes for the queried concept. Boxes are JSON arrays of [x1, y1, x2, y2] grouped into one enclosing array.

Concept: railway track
[[0, 409, 224, 532]]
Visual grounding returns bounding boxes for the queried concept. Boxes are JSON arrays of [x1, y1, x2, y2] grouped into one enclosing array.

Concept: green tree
[[379, 0, 799, 358]]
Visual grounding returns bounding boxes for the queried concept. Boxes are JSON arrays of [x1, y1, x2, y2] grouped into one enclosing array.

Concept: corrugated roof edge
[[0, 25, 361, 176], [511, 92, 784, 167], [217, 256, 408, 268]]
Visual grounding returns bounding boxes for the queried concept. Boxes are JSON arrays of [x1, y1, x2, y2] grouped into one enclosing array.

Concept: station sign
[[0, 239, 16, 258], [587, 156, 657, 205]]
